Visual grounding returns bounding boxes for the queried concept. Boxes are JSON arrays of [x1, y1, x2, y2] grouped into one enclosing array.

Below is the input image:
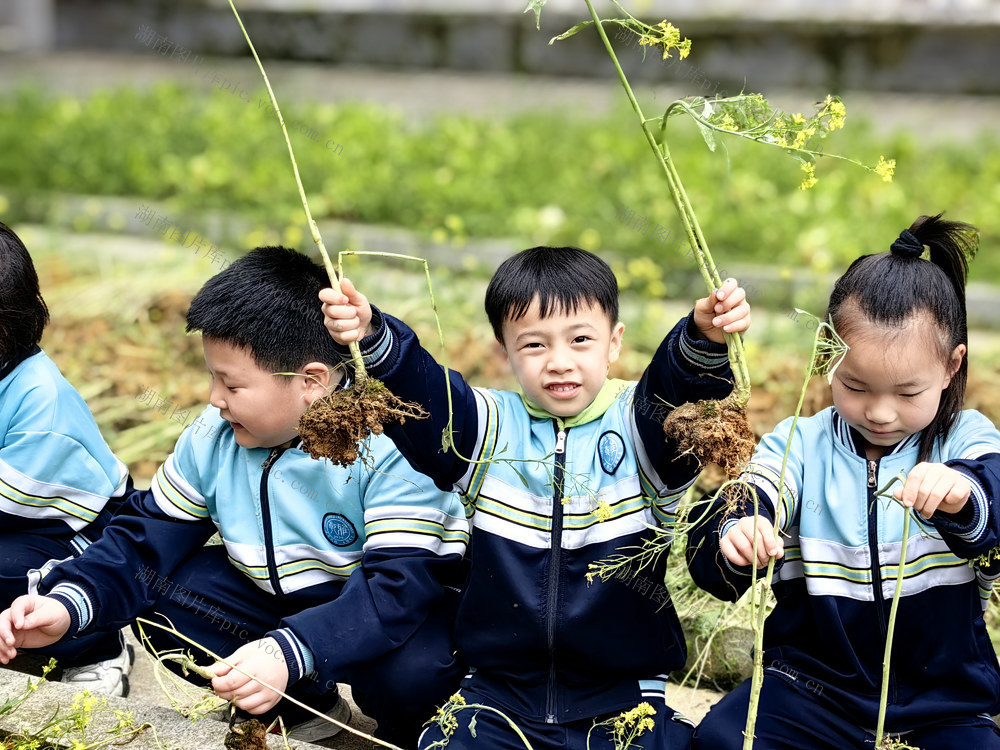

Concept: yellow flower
[[718, 113, 738, 132], [799, 162, 818, 190], [596, 500, 613, 522], [827, 99, 847, 130], [875, 156, 896, 182]]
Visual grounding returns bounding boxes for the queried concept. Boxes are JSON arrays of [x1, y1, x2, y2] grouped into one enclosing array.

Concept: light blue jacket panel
[[151, 406, 469, 595], [0, 349, 128, 540], [742, 407, 1000, 603]]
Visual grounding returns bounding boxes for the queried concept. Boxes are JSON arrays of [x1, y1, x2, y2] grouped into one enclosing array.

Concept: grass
[[2, 83, 1000, 288]]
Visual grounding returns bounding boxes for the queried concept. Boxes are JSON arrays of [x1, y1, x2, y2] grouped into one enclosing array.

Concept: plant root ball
[[662, 397, 755, 479], [224, 718, 268, 750], [298, 379, 427, 468]]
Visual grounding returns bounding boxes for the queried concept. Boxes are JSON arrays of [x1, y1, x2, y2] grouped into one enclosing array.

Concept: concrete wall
[[46, 0, 1000, 94]]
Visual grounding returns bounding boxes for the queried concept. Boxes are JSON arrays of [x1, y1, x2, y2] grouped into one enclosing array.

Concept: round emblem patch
[[598, 430, 625, 475], [322, 513, 358, 547]]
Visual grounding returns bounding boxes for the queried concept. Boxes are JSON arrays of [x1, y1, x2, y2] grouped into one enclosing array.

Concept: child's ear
[[300, 362, 339, 404], [607, 322, 626, 364], [943, 343, 967, 386]]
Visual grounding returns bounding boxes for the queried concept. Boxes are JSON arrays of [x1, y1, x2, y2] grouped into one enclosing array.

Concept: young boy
[[0, 246, 469, 748], [320, 246, 750, 749], [0, 221, 134, 696]]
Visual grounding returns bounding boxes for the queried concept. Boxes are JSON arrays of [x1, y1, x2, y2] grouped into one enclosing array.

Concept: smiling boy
[[0, 247, 468, 748], [321, 246, 750, 750]]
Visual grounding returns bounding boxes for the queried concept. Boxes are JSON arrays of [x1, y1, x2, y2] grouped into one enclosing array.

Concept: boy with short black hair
[[321, 246, 751, 749], [0, 220, 133, 696], [0, 246, 469, 748]]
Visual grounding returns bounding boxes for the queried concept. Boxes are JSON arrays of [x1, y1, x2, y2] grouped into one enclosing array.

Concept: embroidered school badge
[[322, 513, 358, 547], [598, 431, 625, 475]]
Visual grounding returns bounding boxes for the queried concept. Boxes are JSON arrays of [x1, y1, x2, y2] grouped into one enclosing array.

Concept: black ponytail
[[827, 214, 978, 462], [0, 221, 49, 361]]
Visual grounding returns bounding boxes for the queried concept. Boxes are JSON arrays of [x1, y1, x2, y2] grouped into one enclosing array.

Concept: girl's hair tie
[[890, 229, 924, 259]]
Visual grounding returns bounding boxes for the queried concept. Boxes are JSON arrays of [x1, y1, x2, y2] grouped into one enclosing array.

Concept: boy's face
[[500, 297, 624, 418], [202, 337, 334, 449]]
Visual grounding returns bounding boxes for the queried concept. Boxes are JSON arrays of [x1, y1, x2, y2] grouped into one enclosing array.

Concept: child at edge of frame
[[320, 245, 752, 750], [0, 220, 134, 696], [0, 246, 470, 750], [688, 214, 1000, 750]]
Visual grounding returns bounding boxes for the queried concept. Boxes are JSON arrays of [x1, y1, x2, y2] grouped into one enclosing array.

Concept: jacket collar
[[519, 378, 632, 430], [0, 345, 40, 382], [831, 408, 921, 460]]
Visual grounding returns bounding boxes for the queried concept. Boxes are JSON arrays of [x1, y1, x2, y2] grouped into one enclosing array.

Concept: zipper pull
[[867, 460, 877, 489], [555, 429, 567, 455], [261, 448, 280, 472]]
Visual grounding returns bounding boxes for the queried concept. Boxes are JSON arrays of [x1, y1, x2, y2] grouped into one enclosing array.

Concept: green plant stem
[[582, 0, 750, 407], [741, 321, 823, 749], [227, 0, 368, 385], [875, 509, 911, 746]]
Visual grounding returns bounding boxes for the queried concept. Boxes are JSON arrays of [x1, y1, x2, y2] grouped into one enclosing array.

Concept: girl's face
[[831, 312, 965, 460]]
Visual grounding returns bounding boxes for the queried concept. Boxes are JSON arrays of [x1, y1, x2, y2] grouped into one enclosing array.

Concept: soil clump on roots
[[224, 718, 268, 750], [298, 379, 427, 467], [663, 397, 755, 479]]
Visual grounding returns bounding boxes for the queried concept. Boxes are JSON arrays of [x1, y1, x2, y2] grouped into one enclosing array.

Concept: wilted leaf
[[549, 21, 594, 45], [524, 0, 548, 30]]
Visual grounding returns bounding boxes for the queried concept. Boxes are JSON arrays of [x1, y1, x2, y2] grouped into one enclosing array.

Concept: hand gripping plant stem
[[582, 0, 750, 408], [873, 473, 911, 749], [136, 617, 405, 750], [227, 0, 368, 386]]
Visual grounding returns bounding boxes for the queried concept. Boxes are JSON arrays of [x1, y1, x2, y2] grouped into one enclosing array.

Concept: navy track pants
[[693, 674, 1000, 750], [418, 684, 694, 750]]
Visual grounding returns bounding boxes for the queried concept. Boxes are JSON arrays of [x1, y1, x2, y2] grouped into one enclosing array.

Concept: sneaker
[[61, 642, 134, 698], [281, 695, 353, 743]]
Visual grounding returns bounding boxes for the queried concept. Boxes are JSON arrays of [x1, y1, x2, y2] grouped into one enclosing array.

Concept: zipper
[[544, 425, 568, 724], [866, 457, 895, 702], [260, 446, 287, 596]]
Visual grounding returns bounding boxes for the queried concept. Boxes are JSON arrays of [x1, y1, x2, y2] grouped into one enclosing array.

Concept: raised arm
[[633, 279, 750, 489], [320, 280, 490, 492]]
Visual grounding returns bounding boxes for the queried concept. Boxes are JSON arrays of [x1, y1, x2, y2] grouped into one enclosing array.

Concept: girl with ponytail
[[688, 215, 1000, 748]]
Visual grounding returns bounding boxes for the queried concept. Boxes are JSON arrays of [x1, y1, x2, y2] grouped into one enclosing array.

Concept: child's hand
[[893, 462, 971, 520], [693, 278, 750, 344], [0, 595, 72, 663], [319, 277, 373, 345], [720, 516, 783, 569], [210, 637, 289, 715]]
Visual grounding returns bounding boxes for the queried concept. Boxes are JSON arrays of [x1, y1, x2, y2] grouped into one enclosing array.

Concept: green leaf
[[549, 21, 594, 45], [524, 0, 548, 30]]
